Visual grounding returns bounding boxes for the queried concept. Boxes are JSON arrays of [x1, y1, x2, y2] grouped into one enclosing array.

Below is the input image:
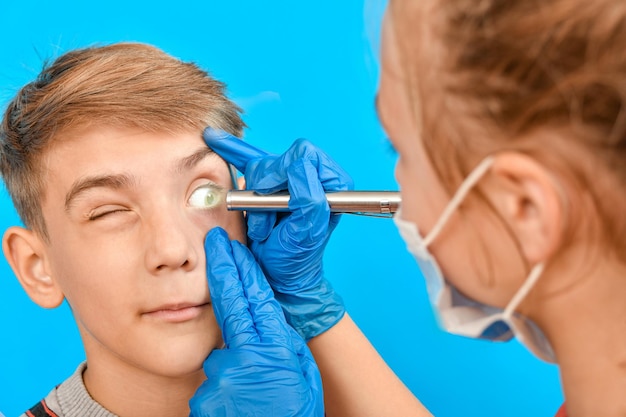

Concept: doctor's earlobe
[[487, 153, 566, 265], [2, 226, 64, 308]]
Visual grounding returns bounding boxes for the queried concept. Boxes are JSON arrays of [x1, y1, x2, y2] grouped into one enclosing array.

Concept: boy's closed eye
[[87, 205, 132, 221]]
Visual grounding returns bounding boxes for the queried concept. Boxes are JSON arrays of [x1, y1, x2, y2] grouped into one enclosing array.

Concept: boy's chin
[[147, 334, 224, 378], [155, 357, 207, 379]]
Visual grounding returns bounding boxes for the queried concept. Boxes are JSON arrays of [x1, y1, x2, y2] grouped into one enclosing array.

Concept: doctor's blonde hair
[[0, 43, 244, 239], [390, 0, 626, 258]]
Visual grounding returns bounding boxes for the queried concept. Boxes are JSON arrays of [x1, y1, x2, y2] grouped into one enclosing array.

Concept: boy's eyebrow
[[175, 147, 217, 174], [64, 147, 217, 211], [65, 174, 136, 211]]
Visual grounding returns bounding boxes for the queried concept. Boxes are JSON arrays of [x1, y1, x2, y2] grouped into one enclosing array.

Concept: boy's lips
[[142, 301, 212, 323]]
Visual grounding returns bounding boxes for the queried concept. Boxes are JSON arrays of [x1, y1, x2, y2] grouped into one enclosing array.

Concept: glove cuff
[[274, 278, 345, 341]]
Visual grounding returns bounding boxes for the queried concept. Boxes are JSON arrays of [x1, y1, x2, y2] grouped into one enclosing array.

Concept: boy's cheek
[[226, 211, 247, 244], [193, 209, 246, 244]]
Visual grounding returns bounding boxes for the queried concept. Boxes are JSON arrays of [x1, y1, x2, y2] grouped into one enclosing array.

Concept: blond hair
[[0, 43, 244, 238], [391, 0, 626, 257]]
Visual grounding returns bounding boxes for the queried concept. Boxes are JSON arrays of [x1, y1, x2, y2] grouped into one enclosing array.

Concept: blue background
[[0, 1, 562, 415]]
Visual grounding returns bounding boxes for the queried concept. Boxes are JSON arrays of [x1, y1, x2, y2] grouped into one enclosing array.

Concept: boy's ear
[[486, 153, 565, 265], [2, 226, 64, 308]]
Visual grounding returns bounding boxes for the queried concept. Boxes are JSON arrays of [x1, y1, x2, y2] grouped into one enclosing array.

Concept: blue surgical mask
[[393, 157, 556, 363]]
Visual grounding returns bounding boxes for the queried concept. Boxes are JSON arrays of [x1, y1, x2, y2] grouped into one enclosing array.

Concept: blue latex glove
[[203, 127, 353, 340], [189, 227, 323, 417]]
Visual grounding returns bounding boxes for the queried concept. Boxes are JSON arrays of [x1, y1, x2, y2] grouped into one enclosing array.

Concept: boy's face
[[39, 127, 246, 378]]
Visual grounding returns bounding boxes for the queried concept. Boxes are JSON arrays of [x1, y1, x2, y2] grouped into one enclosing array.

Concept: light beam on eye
[[188, 183, 225, 209]]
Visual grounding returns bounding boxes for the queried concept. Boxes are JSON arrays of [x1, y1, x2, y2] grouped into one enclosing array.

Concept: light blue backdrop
[[0, 1, 562, 416]]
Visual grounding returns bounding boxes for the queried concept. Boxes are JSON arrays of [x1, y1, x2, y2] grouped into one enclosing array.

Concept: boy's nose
[[144, 212, 199, 274]]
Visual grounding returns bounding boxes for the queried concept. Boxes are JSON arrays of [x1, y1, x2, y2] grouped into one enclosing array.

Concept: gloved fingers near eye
[[205, 226, 287, 345], [250, 155, 332, 291], [203, 127, 353, 241], [189, 227, 323, 417], [203, 128, 351, 340]]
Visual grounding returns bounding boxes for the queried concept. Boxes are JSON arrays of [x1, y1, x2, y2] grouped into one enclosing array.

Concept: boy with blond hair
[[1, 43, 322, 417]]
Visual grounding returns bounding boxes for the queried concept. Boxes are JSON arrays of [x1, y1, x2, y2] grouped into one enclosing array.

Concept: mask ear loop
[[502, 263, 545, 318], [422, 157, 495, 247], [417, 155, 546, 318]]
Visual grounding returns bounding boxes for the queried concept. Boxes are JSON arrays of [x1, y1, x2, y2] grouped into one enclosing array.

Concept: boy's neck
[[82, 349, 205, 417]]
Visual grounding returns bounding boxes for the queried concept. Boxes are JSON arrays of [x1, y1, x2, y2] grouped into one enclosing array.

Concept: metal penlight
[[225, 190, 401, 217]]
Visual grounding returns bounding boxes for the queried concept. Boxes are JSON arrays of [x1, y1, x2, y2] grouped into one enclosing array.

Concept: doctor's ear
[[2, 226, 64, 308], [485, 153, 566, 264]]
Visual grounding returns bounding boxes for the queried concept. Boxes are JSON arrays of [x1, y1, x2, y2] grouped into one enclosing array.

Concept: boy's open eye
[[188, 182, 224, 209]]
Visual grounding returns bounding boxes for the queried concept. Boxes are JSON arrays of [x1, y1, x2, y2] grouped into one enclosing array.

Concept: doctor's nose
[[144, 212, 199, 274]]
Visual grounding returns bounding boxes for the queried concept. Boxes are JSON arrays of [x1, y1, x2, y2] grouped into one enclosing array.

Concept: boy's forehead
[[49, 126, 210, 158], [44, 127, 226, 184]]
